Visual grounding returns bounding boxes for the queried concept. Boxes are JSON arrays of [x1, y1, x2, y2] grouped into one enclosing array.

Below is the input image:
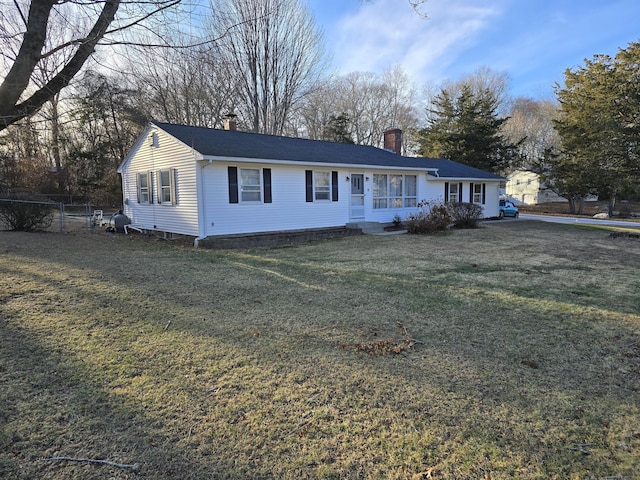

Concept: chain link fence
[[0, 198, 118, 233]]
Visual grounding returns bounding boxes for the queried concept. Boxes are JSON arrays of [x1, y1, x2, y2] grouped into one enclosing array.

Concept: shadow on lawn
[[1, 229, 639, 478], [0, 317, 237, 480]]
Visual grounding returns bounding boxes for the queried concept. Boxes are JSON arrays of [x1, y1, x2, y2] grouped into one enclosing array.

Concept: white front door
[[350, 174, 365, 219]]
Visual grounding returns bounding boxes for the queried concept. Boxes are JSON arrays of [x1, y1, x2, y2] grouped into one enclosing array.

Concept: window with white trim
[[305, 170, 338, 202], [469, 183, 487, 205], [373, 174, 418, 209], [448, 182, 459, 202], [314, 171, 331, 200], [373, 174, 388, 209], [240, 168, 261, 202], [158, 168, 176, 204], [389, 174, 402, 208], [404, 175, 417, 207], [137, 172, 151, 203], [472, 183, 483, 204]]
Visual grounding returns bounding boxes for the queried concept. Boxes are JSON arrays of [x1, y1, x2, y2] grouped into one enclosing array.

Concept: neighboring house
[[505, 170, 566, 205], [118, 121, 504, 245]]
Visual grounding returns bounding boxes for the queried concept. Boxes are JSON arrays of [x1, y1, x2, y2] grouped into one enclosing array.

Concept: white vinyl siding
[[204, 164, 347, 236], [119, 127, 199, 236]]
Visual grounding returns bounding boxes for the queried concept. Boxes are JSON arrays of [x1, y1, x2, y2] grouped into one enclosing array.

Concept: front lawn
[[1, 222, 638, 479]]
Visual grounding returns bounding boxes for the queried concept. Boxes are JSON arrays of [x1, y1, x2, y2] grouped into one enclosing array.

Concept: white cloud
[[317, 0, 640, 98], [330, 0, 506, 84]]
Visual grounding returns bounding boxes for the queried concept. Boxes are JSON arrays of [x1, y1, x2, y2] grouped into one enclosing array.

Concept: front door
[[350, 174, 365, 219]]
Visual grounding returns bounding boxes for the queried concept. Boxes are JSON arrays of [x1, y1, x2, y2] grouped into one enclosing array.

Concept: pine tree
[[553, 40, 640, 214], [417, 85, 517, 173]]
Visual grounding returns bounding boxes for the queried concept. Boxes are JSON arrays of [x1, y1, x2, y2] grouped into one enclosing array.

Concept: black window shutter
[[482, 183, 486, 204], [228, 166, 238, 204], [263, 168, 272, 203], [469, 183, 474, 203], [458, 182, 463, 202], [148, 171, 154, 204], [444, 182, 449, 202], [331, 171, 338, 202], [305, 170, 313, 202]]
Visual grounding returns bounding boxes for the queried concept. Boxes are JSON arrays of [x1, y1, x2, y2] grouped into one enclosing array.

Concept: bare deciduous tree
[[0, 0, 183, 131], [126, 42, 236, 128], [294, 66, 418, 149], [437, 66, 511, 118], [501, 97, 560, 173], [209, 0, 326, 135]]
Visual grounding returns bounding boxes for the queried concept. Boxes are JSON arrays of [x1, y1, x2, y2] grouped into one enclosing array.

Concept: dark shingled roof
[[154, 122, 504, 180]]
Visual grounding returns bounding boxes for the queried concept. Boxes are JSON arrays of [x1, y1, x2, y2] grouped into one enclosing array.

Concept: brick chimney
[[223, 113, 237, 131], [383, 128, 402, 155]]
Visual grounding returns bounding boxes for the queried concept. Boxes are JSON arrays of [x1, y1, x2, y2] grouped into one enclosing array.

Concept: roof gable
[[152, 122, 504, 180]]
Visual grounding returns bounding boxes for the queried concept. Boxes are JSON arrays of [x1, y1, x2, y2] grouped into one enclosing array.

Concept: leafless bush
[[446, 201, 484, 228], [404, 201, 451, 234]]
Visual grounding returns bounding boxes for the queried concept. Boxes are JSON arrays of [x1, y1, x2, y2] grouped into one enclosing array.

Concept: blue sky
[[306, 0, 640, 99]]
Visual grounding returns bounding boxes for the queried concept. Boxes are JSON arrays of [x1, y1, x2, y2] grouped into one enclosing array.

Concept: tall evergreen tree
[[553, 40, 640, 214], [417, 85, 518, 173], [322, 113, 354, 144]]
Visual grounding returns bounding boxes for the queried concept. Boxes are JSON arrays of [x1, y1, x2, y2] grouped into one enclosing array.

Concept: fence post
[[59, 202, 64, 232]]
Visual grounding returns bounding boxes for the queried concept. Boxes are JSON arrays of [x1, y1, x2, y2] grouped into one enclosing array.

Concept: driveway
[[519, 213, 640, 229]]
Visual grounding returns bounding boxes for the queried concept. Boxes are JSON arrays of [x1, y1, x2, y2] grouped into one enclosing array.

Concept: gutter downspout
[[194, 161, 209, 248]]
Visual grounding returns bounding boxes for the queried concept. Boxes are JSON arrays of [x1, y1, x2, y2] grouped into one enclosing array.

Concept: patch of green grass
[[0, 222, 639, 479]]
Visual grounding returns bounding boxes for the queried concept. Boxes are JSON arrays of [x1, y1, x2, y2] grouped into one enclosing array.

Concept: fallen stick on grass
[[41, 456, 139, 470]]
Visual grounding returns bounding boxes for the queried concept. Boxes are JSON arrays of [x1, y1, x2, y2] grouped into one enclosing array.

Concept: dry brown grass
[[1, 221, 639, 479]]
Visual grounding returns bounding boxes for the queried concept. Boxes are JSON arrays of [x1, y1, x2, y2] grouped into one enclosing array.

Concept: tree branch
[[0, 1, 56, 112], [41, 456, 139, 470], [0, 0, 121, 130], [0, 0, 189, 131]]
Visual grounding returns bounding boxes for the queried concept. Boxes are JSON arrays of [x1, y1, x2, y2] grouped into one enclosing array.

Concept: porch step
[[346, 222, 385, 234]]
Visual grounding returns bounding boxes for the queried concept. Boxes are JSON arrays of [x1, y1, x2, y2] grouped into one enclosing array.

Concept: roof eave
[[200, 155, 430, 171]]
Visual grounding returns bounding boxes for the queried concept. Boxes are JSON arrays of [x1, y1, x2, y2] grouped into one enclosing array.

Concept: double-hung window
[[470, 183, 486, 204], [305, 170, 338, 202], [240, 168, 261, 202], [137, 172, 151, 204], [449, 183, 459, 202], [373, 174, 417, 209], [228, 166, 272, 204], [314, 171, 331, 200], [158, 168, 176, 204], [444, 182, 463, 203]]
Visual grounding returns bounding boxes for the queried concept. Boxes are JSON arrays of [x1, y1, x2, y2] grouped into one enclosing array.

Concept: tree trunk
[[49, 95, 65, 194], [0, 0, 121, 131], [608, 189, 617, 217]]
